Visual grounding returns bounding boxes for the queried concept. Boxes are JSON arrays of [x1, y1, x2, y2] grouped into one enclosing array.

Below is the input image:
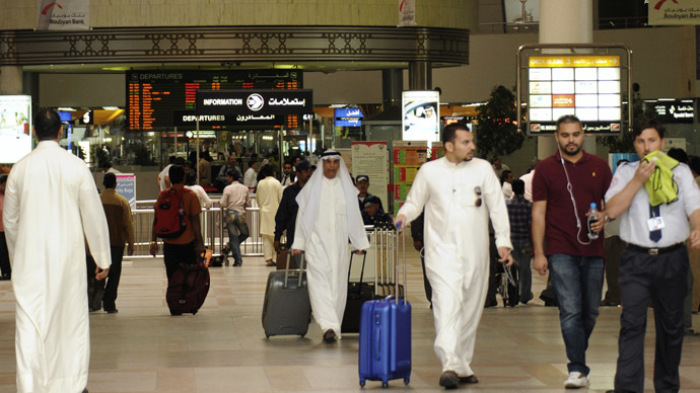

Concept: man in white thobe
[[3, 109, 111, 393], [395, 124, 513, 389], [292, 149, 369, 343], [257, 164, 283, 266]]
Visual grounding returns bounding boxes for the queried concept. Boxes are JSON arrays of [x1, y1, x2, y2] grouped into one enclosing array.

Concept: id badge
[[647, 216, 666, 231]]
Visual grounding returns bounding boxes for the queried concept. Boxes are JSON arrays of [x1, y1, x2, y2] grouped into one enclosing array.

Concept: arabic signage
[[173, 110, 283, 127], [402, 91, 440, 143], [651, 100, 695, 123], [526, 55, 622, 135], [335, 107, 363, 127], [127, 70, 302, 130], [36, 0, 90, 30], [196, 90, 313, 116], [649, 0, 700, 25], [0, 95, 32, 164]]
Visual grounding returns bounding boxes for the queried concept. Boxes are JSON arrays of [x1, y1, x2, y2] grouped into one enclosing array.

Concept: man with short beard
[[531, 115, 612, 389]]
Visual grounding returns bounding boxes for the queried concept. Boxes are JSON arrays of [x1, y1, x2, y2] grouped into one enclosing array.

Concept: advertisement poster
[[649, 0, 700, 25], [115, 174, 137, 210], [504, 0, 539, 23], [351, 141, 389, 212], [398, 0, 416, 27], [36, 0, 90, 31], [0, 95, 32, 164], [402, 91, 440, 144], [392, 141, 428, 209]]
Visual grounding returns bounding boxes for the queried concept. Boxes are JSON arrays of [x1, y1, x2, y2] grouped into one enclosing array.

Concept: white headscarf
[[295, 149, 368, 250]]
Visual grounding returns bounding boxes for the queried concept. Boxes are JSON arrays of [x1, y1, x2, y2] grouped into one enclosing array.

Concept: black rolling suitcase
[[262, 253, 311, 338], [166, 259, 210, 315], [342, 251, 375, 333]]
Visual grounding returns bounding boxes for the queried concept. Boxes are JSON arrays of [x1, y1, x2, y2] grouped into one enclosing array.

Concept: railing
[[129, 197, 263, 259]]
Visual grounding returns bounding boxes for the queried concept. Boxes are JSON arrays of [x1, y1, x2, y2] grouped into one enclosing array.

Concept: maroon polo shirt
[[533, 150, 612, 257]]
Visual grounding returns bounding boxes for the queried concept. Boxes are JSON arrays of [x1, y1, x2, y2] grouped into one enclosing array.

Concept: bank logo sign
[[36, 0, 90, 30], [649, 0, 700, 25]]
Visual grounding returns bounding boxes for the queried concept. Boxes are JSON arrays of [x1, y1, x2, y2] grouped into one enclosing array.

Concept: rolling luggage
[[166, 257, 210, 315], [358, 228, 411, 388], [342, 251, 375, 333], [262, 252, 311, 338]]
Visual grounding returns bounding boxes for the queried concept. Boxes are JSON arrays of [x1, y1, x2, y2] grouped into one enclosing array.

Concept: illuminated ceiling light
[[102, 106, 120, 110], [58, 107, 77, 111], [657, 98, 675, 101]]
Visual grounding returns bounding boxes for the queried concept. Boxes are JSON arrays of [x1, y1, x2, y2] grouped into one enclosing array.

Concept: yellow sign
[[529, 55, 620, 68]]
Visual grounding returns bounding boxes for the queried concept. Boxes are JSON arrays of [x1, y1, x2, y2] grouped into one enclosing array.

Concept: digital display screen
[[402, 91, 440, 143], [526, 55, 622, 134], [126, 70, 302, 130], [0, 95, 32, 164]]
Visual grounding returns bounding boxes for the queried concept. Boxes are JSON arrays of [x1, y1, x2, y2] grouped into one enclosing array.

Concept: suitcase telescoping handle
[[348, 250, 367, 287], [394, 222, 406, 306], [283, 251, 306, 289]]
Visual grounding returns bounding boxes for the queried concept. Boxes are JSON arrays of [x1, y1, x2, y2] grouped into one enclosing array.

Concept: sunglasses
[[474, 186, 482, 207]]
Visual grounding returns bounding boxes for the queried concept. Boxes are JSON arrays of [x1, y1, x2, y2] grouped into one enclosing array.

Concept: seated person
[[361, 196, 393, 230]]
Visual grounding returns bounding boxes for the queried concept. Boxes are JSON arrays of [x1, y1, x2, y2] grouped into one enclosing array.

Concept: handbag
[[235, 214, 250, 243]]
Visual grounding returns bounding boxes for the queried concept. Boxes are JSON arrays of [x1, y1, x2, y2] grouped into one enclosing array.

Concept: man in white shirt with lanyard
[[605, 120, 700, 393]]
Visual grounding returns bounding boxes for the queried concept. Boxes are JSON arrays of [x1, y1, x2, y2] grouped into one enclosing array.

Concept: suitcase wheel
[[404, 378, 410, 385], [381, 381, 388, 388], [359, 379, 365, 388]]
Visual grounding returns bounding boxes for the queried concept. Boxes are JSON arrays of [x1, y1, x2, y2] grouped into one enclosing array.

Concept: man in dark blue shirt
[[274, 160, 312, 268], [506, 179, 532, 304]]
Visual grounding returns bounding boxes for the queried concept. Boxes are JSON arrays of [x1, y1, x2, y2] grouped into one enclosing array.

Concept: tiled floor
[[0, 247, 699, 393]]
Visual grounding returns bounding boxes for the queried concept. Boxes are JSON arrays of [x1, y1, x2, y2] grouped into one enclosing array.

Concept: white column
[[537, 0, 596, 157], [0, 66, 23, 95]]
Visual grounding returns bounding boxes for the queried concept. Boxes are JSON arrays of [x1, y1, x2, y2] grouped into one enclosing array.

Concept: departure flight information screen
[[126, 70, 302, 130]]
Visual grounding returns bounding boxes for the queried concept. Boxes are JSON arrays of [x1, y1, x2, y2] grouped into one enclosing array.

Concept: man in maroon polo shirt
[[532, 115, 612, 389]]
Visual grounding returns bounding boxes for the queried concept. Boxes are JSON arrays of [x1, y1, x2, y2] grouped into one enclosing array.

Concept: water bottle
[[587, 202, 599, 240]]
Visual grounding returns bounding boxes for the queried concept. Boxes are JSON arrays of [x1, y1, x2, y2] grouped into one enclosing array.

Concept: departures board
[[126, 70, 302, 130]]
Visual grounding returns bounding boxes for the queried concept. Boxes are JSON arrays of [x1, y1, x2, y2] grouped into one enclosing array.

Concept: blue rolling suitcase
[[358, 228, 411, 388]]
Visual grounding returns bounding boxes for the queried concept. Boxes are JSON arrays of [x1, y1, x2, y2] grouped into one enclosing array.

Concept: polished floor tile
[[0, 246, 699, 392]]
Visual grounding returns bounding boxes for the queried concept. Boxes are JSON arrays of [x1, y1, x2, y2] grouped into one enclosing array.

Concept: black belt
[[627, 242, 685, 256]]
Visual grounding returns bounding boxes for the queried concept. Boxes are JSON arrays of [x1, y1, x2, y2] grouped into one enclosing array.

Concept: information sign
[[526, 55, 622, 134]]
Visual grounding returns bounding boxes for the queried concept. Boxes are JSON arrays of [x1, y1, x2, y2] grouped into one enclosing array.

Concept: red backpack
[[154, 188, 190, 239]]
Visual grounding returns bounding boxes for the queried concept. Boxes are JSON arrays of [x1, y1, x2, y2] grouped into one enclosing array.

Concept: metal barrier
[[130, 196, 263, 259]]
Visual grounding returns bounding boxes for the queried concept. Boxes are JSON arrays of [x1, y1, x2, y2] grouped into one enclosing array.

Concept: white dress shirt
[[605, 161, 700, 248]]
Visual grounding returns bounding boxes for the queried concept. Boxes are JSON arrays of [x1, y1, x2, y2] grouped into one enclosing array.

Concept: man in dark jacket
[[274, 160, 312, 268], [361, 196, 393, 230]]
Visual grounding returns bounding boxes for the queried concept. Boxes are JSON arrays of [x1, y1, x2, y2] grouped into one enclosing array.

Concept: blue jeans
[[548, 254, 604, 375], [226, 210, 243, 266], [511, 238, 532, 304]]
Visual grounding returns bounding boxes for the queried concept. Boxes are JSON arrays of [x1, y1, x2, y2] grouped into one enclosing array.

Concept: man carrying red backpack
[[150, 165, 205, 279]]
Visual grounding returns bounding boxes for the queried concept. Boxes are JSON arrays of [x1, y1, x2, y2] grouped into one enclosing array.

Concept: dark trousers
[[103, 245, 124, 311], [615, 246, 688, 393], [419, 253, 433, 305], [163, 241, 197, 280], [485, 234, 498, 306], [604, 236, 626, 305], [0, 232, 11, 277]]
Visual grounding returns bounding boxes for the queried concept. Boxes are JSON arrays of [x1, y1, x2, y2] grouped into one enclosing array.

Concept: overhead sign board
[[173, 110, 283, 127], [525, 55, 623, 134], [335, 107, 363, 127], [196, 89, 313, 116], [651, 100, 694, 123]]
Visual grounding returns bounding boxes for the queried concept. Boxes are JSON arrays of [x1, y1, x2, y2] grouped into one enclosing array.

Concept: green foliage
[[475, 85, 525, 160]]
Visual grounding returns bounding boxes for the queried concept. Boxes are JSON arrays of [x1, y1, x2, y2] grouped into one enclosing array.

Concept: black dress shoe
[[439, 371, 459, 389], [459, 374, 479, 384], [322, 329, 337, 343], [605, 389, 635, 393], [0, 274, 10, 281], [104, 309, 119, 314]]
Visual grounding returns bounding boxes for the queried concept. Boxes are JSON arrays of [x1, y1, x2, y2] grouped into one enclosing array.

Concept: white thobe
[[257, 176, 283, 261], [292, 176, 369, 336], [398, 157, 511, 376], [3, 141, 111, 393]]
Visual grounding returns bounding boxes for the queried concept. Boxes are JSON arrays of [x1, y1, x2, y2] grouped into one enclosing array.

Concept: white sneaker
[[564, 371, 589, 389]]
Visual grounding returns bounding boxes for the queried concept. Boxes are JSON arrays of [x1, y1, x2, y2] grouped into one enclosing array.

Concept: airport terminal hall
[[1, 1, 700, 392]]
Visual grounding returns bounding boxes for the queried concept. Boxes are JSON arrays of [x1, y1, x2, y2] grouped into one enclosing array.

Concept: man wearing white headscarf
[[291, 149, 369, 343], [395, 123, 513, 389]]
